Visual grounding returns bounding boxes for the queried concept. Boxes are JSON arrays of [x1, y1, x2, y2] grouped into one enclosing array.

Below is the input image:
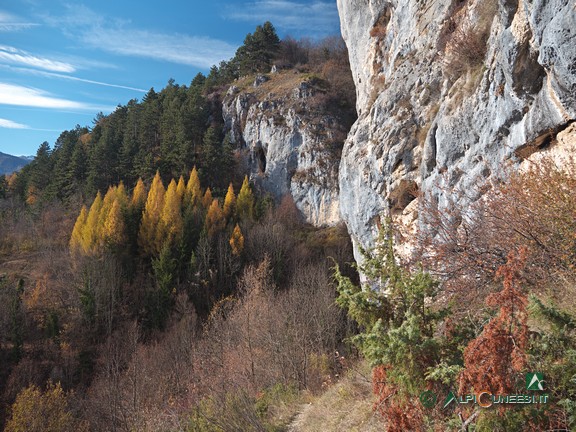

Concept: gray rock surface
[[223, 74, 347, 226], [337, 0, 576, 260]]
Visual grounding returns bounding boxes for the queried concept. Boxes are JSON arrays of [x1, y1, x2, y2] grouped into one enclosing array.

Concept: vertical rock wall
[[337, 0, 576, 258]]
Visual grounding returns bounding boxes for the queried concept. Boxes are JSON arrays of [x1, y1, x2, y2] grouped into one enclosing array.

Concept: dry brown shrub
[[458, 249, 528, 396], [372, 366, 424, 431], [419, 156, 576, 316]]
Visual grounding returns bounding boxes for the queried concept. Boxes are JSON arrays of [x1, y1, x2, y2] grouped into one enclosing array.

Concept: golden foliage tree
[[236, 176, 254, 221], [115, 181, 129, 209], [156, 179, 184, 250], [139, 171, 166, 255], [205, 199, 225, 238], [202, 187, 213, 210], [176, 175, 186, 200], [223, 183, 236, 220], [70, 205, 88, 254], [5, 382, 87, 432], [81, 191, 103, 254], [229, 223, 244, 255], [131, 177, 147, 209], [103, 199, 127, 248], [186, 166, 202, 208]]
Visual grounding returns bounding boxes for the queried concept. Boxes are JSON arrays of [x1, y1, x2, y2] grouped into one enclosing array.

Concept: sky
[[0, 1, 341, 156]]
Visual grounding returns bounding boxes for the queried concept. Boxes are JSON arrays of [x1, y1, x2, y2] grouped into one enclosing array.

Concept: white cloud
[[45, 5, 237, 69], [224, 0, 340, 36], [0, 64, 147, 92], [0, 11, 38, 32], [0, 82, 110, 111], [82, 28, 237, 69], [0, 45, 76, 73], [0, 118, 28, 129]]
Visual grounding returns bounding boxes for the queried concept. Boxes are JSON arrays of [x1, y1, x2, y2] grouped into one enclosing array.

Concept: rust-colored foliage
[[459, 248, 528, 396], [372, 365, 424, 432]]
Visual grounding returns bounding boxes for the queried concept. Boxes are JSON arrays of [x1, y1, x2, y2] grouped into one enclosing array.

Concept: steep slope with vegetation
[[0, 22, 359, 432]]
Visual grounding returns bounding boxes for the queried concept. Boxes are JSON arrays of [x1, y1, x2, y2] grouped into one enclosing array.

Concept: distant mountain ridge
[[0, 151, 33, 175]]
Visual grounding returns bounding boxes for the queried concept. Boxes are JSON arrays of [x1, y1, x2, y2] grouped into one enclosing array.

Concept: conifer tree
[[236, 176, 255, 221], [205, 199, 225, 238], [156, 179, 184, 250], [98, 187, 117, 243], [115, 181, 129, 209], [139, 171, 166, 255], [229, 223, 244, 255], [82, 192, 103, 254], [176, 175, 186, 200], [103, 199, 126, 248], [223, 183, 236, 220], [202, 187, 213, 210], [70, 205, 88, 254], [186, 166, 202, 208], [131, 178, 147, 209]]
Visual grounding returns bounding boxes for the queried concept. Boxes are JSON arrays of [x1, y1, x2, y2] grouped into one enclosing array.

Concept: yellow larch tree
[[138, 171, 166, 254], [229, 223, 244, 255], [176, 175, 186, 200], [205, 199, 226, 238], [156, 178, 183, 250], [186, 166, 202, 208], [202, 187, 213, 209], [131, 177, 147, 210], [103, 199, 126, 248], [223, 183, 236, 220], [236, 176, 255, 221], [115, 181, 129, 209], [81, 192, 103, 254], [70, 205, 88, 254], [97, 186, 117, 245]]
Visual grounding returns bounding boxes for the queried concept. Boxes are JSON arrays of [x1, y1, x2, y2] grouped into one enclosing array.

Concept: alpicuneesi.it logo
[[420, 373, 549, 409]]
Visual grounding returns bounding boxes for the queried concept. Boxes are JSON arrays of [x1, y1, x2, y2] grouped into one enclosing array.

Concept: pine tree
[[82, 192, 103, 254], [205, 199, 225, 238], [139, 171, 166, 255], [223, 183, 236, 220], [70, 205, 88, 254], [156, 179, 184, 250], [236, 176, 255, 221], [229, 223, 244, 255]]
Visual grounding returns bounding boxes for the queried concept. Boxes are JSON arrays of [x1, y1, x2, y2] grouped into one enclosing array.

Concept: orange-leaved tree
[[459, 248, 528, 396]]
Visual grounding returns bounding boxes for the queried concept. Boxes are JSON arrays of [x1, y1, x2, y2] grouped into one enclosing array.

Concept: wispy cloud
[[0, 118, 28, 129], [0, 45, 76, 73], [0, 11, 38, 32], [224, 0, 340, 36], [45, 5, 237, 69], [0, 64, 147, 92], [0, 82, 112, 111]]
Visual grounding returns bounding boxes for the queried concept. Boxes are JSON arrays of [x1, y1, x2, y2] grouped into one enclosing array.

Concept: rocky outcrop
[[337, 0, 576, 259], [223, 73, 349, 226]]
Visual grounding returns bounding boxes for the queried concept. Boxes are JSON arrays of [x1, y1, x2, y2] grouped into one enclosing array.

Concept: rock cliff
[[337, 0, 576, 259], [223, 72, 351, 226]]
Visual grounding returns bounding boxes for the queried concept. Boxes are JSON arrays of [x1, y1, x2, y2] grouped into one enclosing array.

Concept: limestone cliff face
[[337, 0, 576, 258], [223, 73, 348, 226]]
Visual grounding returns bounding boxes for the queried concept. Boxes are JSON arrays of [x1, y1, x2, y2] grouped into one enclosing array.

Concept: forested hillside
[[0, 22, 359, 431]]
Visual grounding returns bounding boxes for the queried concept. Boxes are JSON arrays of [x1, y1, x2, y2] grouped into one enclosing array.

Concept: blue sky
[[0, 1, 341, 156]]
